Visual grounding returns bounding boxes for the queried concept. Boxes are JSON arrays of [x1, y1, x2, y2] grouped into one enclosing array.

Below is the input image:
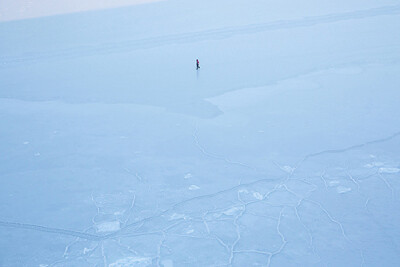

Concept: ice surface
[[1, 0, 400, 266], [188, 185, 200, 191], [96, 221, 121, 233], [379, 167, 400, 174], [109, 256, 152, 267], [0, 0, 163, 22]]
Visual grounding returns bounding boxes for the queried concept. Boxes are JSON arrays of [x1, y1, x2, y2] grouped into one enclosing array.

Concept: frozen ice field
[[1, 0, 400, 266]]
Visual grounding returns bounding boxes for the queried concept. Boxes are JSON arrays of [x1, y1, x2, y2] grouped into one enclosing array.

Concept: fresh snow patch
[[184, 173, 192, 179], [364, 162, 384, 168], [109, 256, 152, 267], [189, 185, 200, 190], [114, 211, 124, 216], [328, 180, 340, 187], [336, 186, 352, 194], [223, 207, 243, 216], [169, 213, 186, 220], [379, 167, 400, 174], [95, 221, 120, 233], [83, 247, 92, 254], [253, 192, 264, 200], [282, 166, 294, 173]]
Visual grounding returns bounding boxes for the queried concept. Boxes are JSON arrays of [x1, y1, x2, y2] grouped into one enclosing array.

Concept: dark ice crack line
[[1, 4, 400, 66], [0, 177, 276, 241], [0, 221, 104, 241], [1, 130, 398, 259], [302, 130, 400, 162]]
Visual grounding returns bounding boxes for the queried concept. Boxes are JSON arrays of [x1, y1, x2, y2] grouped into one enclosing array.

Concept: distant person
[[196, 59, 200, 70]]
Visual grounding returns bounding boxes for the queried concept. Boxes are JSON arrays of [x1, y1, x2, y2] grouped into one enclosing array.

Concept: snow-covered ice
[[1, 0, 400, 266], [95, 221, 121, 233], [336, 186, 352, 194], [188, 185, 200, 191], [379, 167, 400, 174], [109, 256, 152, 267]]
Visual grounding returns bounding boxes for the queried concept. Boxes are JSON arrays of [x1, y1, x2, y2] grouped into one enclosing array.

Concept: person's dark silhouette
[[196, 59, 200, 70]]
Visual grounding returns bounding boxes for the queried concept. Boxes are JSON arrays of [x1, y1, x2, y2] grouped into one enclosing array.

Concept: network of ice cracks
[[18, 129, 398, 267], [1, 4, 400, 265]]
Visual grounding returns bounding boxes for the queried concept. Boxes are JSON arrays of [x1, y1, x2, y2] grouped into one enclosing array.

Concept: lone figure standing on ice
[[196, 59, 200, 70]]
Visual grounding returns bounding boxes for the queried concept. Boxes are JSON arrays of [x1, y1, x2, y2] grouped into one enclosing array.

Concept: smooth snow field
[[1, 0, 400, 266]]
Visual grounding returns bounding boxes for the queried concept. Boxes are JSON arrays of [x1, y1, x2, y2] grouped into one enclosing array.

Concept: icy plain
[[1, 0, 400, 266]]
